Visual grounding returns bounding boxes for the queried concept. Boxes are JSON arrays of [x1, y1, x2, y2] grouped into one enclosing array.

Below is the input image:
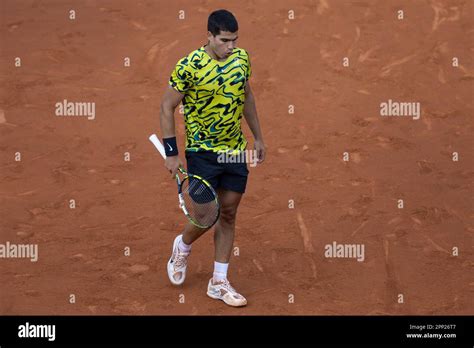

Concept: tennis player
[[159, 9, 265, 307]]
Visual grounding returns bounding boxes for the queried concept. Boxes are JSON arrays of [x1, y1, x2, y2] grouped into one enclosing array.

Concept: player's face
[[207, 31, 238, 60]]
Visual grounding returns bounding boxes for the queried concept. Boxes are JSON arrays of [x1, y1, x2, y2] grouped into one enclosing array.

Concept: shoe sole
[[167, 236, 186, 286]]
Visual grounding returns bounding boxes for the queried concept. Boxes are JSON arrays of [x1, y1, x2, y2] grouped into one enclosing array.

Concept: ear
[[207, 31, 214, 41]]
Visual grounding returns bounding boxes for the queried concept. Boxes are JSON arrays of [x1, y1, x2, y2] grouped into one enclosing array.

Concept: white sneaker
[[207, 278, 247, 307], [167, 235, 190, 285]]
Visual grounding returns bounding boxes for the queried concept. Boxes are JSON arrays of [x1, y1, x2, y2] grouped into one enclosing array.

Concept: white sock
[[178, 235, 191, 253], [213, 261, 228, 282]]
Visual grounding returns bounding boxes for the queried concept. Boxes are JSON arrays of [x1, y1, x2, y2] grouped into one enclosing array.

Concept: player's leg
[[212, 153, 249, 264], [213, 189, 242, 264], [167, 151, 222, 285], [182, 221, 210, 244], [207, 155, 249, 306], [207, 188, 247, 306]]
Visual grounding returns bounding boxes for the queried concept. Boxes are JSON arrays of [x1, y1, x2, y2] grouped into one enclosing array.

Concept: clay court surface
[[0, 0, 473, 315]]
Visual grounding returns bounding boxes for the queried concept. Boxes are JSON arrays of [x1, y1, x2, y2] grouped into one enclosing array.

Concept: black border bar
[[0, 315, 472, 346]]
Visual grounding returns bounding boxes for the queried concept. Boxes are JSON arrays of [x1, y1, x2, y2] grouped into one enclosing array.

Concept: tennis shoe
[[167, 235, 189, 285], [207, 278, 247, 307]]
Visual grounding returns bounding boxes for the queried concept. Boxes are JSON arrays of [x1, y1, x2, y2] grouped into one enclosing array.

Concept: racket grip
[[149, 133, 167, 159]]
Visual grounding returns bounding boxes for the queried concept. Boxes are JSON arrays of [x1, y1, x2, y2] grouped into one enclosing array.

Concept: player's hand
[[165, 156, 183, 178], [254, 139, 266, 163]]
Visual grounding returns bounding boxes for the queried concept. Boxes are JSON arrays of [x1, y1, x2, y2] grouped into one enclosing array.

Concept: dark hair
[[208, 9, 238, 36]]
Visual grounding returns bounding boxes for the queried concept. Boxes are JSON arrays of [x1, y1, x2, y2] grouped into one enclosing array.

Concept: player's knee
[[219, 206, 237, 225]]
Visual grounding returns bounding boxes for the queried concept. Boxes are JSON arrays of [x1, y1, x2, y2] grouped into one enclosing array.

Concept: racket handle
[[149, 133, 167, 159]]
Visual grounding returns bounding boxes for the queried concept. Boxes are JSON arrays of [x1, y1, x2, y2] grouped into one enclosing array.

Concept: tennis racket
[[149, 134, 220, 229]]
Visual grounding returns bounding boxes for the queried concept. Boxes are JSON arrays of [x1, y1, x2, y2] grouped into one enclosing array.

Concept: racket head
[[177, 171, 220, 229]]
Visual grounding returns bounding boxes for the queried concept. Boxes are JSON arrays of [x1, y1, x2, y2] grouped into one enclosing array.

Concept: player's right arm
[[160, 85, 185, 178]]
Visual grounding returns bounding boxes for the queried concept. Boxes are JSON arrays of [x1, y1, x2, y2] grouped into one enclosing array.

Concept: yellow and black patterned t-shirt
[[169, 46, 251, 153]]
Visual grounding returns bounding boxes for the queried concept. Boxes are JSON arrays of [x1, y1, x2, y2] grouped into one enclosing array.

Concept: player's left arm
[[244, 82, 266, 163]]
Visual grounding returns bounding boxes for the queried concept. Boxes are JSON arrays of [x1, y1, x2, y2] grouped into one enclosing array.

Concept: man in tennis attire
[[159, 9, 265, 307]]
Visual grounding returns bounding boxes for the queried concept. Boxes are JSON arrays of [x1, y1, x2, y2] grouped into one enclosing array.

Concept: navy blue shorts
[[185, 150, 249, 194]]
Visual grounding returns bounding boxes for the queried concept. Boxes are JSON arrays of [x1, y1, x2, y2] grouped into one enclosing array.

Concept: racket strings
[[181, 177, 219, 227]]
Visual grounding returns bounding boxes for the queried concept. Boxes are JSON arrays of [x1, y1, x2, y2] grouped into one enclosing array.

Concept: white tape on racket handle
[[149, 133, 167, 159]]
